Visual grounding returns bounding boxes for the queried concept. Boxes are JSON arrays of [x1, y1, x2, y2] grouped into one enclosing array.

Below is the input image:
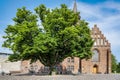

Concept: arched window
[[92, 50, 99, 62]]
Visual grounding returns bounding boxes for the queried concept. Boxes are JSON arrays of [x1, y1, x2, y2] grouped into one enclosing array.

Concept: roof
[[0, 52, 11, 55]]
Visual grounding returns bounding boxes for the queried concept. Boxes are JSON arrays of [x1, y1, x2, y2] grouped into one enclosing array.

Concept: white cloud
[[77, 2, 102, 20], [75, 1, 120, 61]]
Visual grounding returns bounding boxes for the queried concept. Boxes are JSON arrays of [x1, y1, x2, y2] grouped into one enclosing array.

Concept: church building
[[21, 1, 111, 74], [21, 25, 111, 74], [61, 24, 111, 74]]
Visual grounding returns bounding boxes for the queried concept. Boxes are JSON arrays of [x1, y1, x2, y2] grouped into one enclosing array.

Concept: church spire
[[73, 0, 77, 13]]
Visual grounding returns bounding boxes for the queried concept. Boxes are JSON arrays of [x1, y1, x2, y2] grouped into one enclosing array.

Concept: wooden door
[[93, 65, 98, 74], [93, 67, 97, 73]]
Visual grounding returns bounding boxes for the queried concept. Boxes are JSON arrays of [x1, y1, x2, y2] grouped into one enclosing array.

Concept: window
[[105, 41, 107, 45], [71, 58, 74, 63], [101, 39, 103, 45], [97, 39, 100, 45], [30, 64, 38, 71], [92, 50, 99, 62], [67, 65, 74, 71], [30, 65, 34, 70], [67, 65, 70, 71], [67, 57, 74, 63], [71, 65, 74, 71], [67, 58, 70, 62], [94, 41, 97, 46]]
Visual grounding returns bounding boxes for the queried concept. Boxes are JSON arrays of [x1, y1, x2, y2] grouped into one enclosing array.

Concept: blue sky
[[0, 0, 120, 62]]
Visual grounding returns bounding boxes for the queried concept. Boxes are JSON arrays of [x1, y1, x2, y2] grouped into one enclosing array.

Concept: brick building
[[21, 24, 111, 74], [61, 25, 111, 74], [21, 1, 111, 74]]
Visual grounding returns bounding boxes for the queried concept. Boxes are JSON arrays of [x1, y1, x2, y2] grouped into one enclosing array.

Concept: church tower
[[73, 0, 77, 13], [73, 0, 80, 20]]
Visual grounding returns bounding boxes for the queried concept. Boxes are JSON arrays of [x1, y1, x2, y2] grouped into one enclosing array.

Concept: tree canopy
[[111, 54, 120, 73], [111, 54, 117, 73], [117, 62, 120, 73], [3, 4, 93, 73]]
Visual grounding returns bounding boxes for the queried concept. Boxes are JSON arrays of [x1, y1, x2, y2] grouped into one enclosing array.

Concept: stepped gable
[[91, 24, 110, 47]]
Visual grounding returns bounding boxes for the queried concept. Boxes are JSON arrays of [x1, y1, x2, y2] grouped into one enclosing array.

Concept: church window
[[101, 39, 103, 45], [94, 41, 97, 46], [97, 39, 100, 45], [92, 50, 99, 62]]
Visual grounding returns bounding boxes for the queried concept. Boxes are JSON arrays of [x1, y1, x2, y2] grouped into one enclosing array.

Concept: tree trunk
[[49, 66, 56, 75]]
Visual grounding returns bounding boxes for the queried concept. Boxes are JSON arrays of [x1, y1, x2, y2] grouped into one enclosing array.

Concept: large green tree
[[3, 7, 40, 62], [3, 4, 93, 74], [111, 54, 117, 73]]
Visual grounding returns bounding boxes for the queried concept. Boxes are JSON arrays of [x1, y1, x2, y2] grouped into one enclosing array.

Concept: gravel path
[[0, 74, 120, 80]]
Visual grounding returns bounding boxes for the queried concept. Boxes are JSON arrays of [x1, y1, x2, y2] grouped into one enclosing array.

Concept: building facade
[[21, 25, 111, 74], [0, 25, 111, 74], [61, 25, 111, 74], [81, 25, 111, 74]]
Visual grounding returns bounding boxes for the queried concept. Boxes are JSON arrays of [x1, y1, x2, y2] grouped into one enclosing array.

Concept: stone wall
[[0, 61, 21, 73]]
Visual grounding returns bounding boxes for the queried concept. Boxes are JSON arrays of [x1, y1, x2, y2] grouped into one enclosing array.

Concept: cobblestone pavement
[[0, 74, 120, 80]]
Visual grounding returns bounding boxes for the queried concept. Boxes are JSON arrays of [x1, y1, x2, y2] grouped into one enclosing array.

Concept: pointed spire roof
[[73, 0, 77, 13]]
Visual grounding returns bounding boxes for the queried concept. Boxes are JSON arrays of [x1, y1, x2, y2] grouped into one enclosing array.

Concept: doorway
[[93, 64, 98, 74]]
